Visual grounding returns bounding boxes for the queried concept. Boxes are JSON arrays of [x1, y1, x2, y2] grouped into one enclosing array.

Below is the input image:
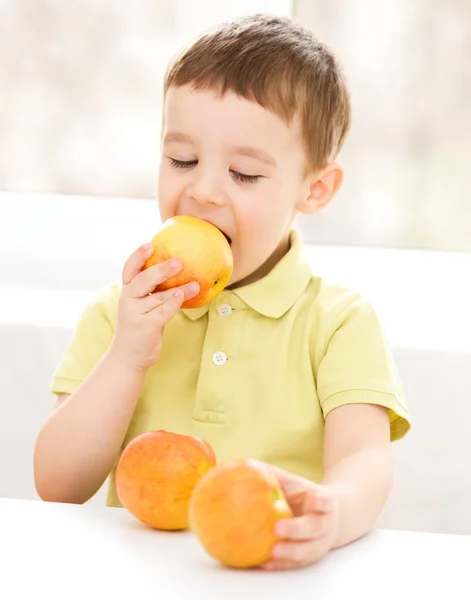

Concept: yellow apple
[[144, 215, 233, 308]]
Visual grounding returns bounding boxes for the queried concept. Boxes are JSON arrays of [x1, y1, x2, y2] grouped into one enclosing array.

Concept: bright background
[[2, 0, 470, 250], [1, 0, 470, 535]]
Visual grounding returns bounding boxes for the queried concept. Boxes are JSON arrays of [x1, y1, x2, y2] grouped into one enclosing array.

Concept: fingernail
[[169, 258, 181, 269], [142, 242, 154, 252], [190, 282, 200, 293]]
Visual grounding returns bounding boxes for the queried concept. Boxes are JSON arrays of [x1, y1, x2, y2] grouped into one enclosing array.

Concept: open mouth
[[213, 223, 231, 245], [221, 231, 232, 246], [193, 217, 232, 245]]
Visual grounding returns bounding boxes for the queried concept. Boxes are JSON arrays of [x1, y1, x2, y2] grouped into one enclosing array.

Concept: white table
[[1, 498, 470, 599]]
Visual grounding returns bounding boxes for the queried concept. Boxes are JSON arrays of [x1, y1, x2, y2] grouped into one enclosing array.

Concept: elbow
[[34, 476, 87, 505], [379, 447, 395, 499], [34, 475, 82, 505], [34, 466, 84, 505], [33, 445, 86, 505]]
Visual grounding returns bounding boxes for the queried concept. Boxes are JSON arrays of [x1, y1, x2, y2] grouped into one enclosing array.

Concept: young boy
[[34, 14, 411, 570]]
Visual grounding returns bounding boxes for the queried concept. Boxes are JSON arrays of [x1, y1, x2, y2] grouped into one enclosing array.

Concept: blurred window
[[1, 0, 469, 251]]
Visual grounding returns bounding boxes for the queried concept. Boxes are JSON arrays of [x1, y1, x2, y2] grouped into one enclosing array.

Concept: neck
[[228, 233, 291, 290]]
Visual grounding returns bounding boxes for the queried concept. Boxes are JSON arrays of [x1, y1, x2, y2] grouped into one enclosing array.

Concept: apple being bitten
[[144, 215, 233, 308]]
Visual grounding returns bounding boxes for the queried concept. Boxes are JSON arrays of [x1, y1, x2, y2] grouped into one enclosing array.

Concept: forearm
[[34, 347, 146, 504], [322, 448, 393, 548]]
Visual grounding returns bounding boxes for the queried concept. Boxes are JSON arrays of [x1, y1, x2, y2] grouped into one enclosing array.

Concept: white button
[[212, 351, 227, 366], [218, 304, 232, 318]]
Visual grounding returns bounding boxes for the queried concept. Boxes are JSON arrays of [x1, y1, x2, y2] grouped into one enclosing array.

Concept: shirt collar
[[182, 228, 312, 320]]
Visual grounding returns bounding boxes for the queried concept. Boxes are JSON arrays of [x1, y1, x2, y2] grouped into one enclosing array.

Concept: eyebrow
[[232, 146, 277, 167], [163, 132, 277, 167], [163, 132, 194, 145]]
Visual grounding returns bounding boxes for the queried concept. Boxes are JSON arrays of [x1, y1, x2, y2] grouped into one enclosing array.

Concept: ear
[[296, 162, 344, 215]]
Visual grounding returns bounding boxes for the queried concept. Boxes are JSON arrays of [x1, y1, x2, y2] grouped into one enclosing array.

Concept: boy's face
[[158, 87, 315, 287]]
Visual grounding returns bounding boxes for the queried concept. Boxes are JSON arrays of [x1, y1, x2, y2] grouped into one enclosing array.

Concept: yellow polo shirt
[[50, 229, 411, 507]]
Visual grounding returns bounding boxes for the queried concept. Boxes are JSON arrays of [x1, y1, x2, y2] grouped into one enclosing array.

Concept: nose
[[187, 168, 226, 207]]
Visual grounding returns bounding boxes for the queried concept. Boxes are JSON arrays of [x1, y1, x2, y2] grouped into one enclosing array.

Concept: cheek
[[158, 164, 180, 218], [235, 184, 291, 239], [235, 202, 268, 236]]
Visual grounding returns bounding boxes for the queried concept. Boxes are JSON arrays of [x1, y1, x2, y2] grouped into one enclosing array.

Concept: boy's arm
[[34, 348, 146, 504], [34, 243, 200, 505], [321, 403, 393, 548], [263, 403, 393, 571]]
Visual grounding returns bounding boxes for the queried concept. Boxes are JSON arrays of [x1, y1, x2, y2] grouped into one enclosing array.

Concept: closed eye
[[169, 158, 197, 169], [169, 158, 261, 184], [231, 171, 261, 184]]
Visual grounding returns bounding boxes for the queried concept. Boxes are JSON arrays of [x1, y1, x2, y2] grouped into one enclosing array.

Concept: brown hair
[[164, 14, 351, 172]]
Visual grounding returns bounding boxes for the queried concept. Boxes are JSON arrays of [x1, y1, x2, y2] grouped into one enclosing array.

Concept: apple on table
[[116, 430, 216, 530], [190, 458, 293, 568]]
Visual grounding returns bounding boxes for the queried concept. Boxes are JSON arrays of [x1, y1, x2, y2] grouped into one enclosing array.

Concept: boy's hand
[[262, 465, 340, 571], [110, 242, 200, 371]]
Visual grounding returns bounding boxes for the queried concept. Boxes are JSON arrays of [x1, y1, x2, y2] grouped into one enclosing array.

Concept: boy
[[34, 14, 411, 570]]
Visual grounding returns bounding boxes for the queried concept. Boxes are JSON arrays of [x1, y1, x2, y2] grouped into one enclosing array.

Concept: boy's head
[[158, 14, 351, 288]]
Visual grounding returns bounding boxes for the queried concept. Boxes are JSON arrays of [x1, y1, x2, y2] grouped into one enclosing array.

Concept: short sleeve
[[49, 284, 120, 396], [315, 293, 411, 441]]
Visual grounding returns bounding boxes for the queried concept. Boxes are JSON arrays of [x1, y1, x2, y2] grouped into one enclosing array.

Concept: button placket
[[192, 296, 243, 424]]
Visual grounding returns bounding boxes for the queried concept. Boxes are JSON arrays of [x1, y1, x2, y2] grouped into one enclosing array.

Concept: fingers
[[152, 287, 186, 321], [303, 487, 334, 515], [259, 466, 338, 571], [262, 538, 330, 571], [265, 464, 328, 518], [122, 243, 155, 286], [266, 464, 323, 500], [141, 281, 200, 313], [262, 488, 337, 571], [273, 540, 327, 562], [275, 513, 331, 541], [128, 258, 183, 298], [262, 560, 298, 571]]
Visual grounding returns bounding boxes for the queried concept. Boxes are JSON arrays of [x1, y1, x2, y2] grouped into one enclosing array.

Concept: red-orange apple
[[144, 215, 233, 309], [116, 430, 216, 530], [189, 458, 293, 568]]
